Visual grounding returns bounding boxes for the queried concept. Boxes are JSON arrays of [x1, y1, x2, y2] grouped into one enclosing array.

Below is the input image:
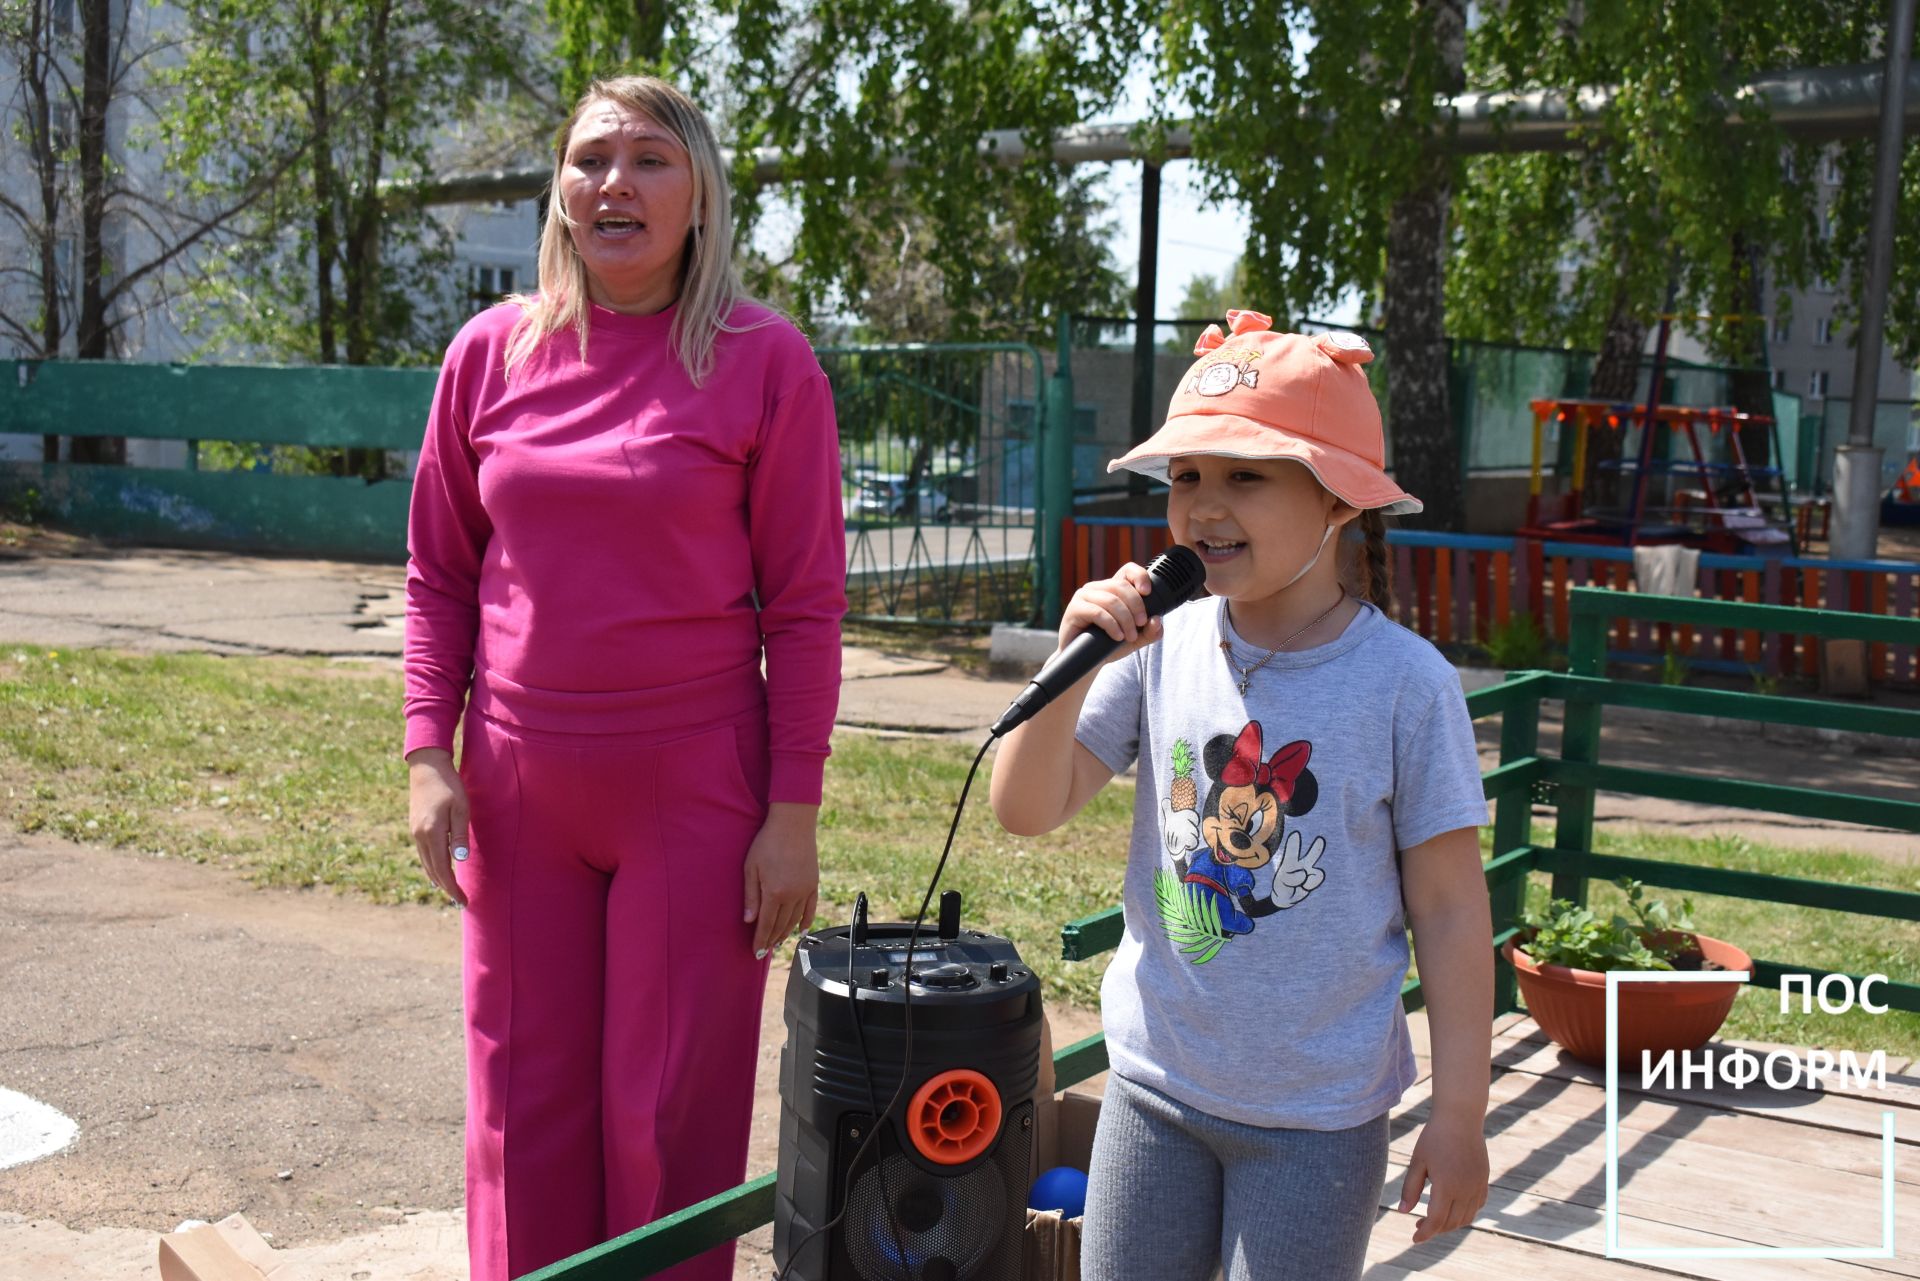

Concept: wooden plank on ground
[[1383, 1094, 1914, 1276], [1412, 1093, 1915, 1270], [1363, 1195, 1671, 1278], [1374, 1155, 1899, 1280]]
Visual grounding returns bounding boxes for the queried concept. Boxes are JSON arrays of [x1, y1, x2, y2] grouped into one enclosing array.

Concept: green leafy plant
[[1517, 878, 1699, 971], [1748, 664, 1781, 697], [1481, 612, 1554, 670], [2, 485, 45, 525], [1660, 644, 1691, 686]]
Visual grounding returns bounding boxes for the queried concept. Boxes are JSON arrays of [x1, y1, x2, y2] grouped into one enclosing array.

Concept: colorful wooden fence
[[1062, 517, 1920, 686]]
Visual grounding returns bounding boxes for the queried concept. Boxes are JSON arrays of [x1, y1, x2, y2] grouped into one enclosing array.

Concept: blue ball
[[1029, 1165, 1088, 1219]]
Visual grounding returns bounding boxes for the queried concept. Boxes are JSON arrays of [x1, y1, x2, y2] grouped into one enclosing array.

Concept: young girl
[[990, 312, 1491, 1279]]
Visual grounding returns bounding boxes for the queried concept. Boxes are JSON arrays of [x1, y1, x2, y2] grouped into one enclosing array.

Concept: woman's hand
[[407, 748, 469, 907], [743, 801, 820, 959], [1059, 562, 1165, 662]]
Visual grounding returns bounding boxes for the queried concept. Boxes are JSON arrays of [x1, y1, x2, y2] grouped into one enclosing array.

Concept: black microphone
[[990, 545, 1206, 738]]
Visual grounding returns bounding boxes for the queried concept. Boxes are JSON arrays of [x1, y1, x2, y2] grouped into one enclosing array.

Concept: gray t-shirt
[[1075, 597, 1487, 1129]]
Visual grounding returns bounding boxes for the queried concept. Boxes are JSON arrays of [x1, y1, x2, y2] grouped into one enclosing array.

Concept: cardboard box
[[1023, 1089, 1102, 1281], [157, 1213, 305, 1281], [1820, 638, 1870, 698]]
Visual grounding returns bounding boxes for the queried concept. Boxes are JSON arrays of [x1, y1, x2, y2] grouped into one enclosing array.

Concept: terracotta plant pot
[[1502, 932, 1752, 1068]]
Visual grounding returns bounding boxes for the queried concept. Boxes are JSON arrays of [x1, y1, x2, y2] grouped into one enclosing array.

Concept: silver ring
[[453, 845, 470, 862]]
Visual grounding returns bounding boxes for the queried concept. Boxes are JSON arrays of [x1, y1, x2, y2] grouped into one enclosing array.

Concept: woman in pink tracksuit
[[403, 76, 845, 1281]]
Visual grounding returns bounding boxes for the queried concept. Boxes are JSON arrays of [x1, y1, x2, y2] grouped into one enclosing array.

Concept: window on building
[[1809, 370, 1830, 399], [1770, 368, 1787, 391], [1823, 153, 1842, 184], [1815, 274, 1835, 293], [1815, 317, 1834, 345], [469, 264, 517, 300], [1770, 316, 1790, 343], [54, 237, 75, 300]]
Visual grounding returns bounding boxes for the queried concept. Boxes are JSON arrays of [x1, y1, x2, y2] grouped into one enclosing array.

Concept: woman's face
[[559, 99, 697, 314]]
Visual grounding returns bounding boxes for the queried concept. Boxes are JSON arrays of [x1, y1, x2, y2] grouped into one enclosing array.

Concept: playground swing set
[[1516, 397, 1805, 554], [1515, 304, 1815, 555]]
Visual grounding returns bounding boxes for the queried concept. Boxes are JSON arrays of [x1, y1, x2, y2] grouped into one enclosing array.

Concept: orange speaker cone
[[906, 1069, 1002, 1165]]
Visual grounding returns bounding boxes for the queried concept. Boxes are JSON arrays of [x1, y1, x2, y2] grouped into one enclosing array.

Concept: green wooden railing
[[527, 586, 1920, 1279]]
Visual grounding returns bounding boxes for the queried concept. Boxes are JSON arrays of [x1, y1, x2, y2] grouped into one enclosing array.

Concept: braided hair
[[1354, 508, 1393, 614]]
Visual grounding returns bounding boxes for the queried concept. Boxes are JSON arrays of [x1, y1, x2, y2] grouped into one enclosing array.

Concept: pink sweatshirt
[[403, 300, 846, 805]]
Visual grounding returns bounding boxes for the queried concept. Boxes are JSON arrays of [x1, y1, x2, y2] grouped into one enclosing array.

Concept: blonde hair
[[503, 76, 762, 385]]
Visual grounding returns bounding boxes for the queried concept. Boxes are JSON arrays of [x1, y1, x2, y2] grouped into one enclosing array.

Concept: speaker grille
[[834, 1100, 1032, 1281], [844, 1151, 1005, 1281]]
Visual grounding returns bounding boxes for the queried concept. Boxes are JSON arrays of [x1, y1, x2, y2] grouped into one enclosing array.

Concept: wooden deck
[[1368, 1016, 1919, 1277]]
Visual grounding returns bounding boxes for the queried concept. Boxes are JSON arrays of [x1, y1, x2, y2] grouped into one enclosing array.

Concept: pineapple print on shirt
[[1159, 737, 1203, 862]]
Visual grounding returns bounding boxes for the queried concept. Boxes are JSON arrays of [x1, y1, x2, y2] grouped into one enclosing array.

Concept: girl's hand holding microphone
[[992, 548, 1201, 836], [1058, 561, 1166, 667], [408, 748, 469, 907]]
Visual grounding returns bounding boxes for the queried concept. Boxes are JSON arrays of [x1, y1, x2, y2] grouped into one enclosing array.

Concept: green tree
[[1174, 256, 1252, 322], [810, 171, 1130, 348], [539, 0, 1139, 348], [545, 0, 683, 104], [163, 0, 513, 379], [722, 0, 1146, 345], [1453, 0, 1889, 408], [1824, 87, 1920, 370], [1158, 0, 1471, 528], [1, 0, 283, 462]]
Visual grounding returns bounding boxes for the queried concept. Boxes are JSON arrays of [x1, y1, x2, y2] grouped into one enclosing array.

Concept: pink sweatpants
[[455, 708, 772, 1281]]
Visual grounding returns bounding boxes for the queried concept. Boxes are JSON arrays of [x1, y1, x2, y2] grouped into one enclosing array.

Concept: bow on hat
[[1217, 723, 1311, 802], [1193, 308, 1274, 355]]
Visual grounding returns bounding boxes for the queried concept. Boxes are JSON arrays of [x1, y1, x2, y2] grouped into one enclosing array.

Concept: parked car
[[853, 473, 950, 522]]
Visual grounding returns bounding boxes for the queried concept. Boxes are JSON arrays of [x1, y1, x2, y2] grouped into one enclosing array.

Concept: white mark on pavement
[[0, 1087, 78, 1169]]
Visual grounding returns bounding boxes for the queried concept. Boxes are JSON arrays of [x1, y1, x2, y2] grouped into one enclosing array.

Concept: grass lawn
[[3, 641, 1917, 1057]]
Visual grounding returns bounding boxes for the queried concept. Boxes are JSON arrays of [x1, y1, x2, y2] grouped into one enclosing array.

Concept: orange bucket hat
[[1107, 309, 1422, 517]]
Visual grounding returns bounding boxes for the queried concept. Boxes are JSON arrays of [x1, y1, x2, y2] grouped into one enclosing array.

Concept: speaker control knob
[[869, 968, 890, 988], [989, 962, 1009, 982], [909, 962, 977, 990]]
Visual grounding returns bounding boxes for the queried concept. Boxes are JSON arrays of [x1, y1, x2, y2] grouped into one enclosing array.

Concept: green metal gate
[[819, 342, 1048, 628]]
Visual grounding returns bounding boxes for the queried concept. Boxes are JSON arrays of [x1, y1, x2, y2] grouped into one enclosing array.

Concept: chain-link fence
[[820, 343, 1048, 626]]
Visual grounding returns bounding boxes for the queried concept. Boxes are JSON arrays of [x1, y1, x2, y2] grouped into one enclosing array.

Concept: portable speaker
[[774, 894, 1042, 1281]]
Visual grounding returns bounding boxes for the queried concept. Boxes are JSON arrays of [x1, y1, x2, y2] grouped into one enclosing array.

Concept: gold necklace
[[1218, 591, 1346, 696]]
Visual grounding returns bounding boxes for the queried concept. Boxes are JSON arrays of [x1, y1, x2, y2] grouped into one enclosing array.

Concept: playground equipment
[[1887, 452, 1920, 526], [1517, 397, 1797, 554]]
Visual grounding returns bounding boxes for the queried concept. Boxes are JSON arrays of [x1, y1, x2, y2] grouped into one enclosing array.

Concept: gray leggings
[[1081, 1073, 1389, 1281]]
